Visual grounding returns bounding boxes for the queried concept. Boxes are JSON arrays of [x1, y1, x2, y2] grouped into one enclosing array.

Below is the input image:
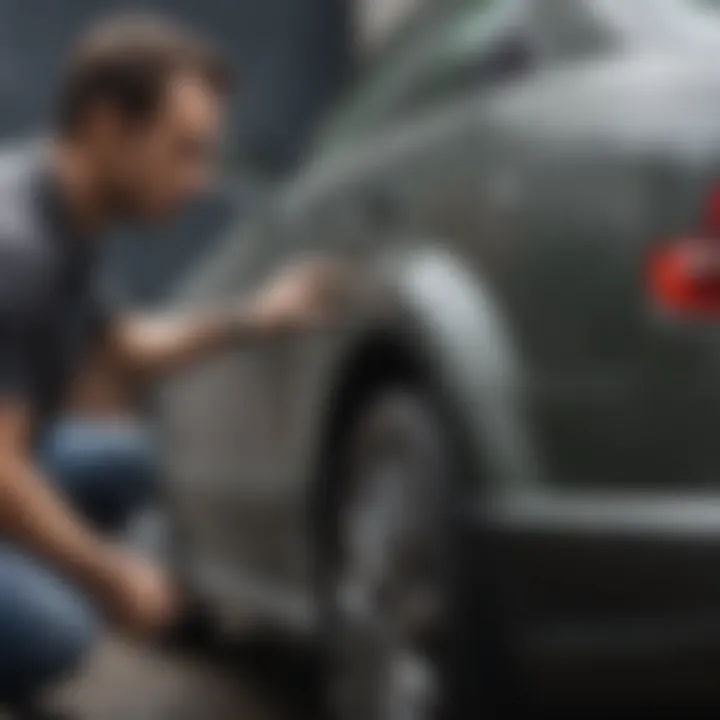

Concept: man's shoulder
[[0, 144, 55, 315]]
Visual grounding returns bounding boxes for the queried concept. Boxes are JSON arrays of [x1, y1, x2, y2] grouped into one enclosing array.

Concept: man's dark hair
[[58, 13, 231, 135]]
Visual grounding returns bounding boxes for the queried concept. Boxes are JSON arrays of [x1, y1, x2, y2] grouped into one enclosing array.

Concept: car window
[[313, 0, 526, 153]]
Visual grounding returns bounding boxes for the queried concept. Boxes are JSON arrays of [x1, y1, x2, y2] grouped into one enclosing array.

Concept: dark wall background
[[0, 0, 353, 303]]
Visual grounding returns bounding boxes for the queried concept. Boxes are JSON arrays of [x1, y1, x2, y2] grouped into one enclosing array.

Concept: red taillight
[[648, 239, 720, 316], [648, 186, 720, 318]]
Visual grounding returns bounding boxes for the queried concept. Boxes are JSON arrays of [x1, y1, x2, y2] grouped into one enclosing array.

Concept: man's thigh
[[39, 419, 158, 532], [0, 547, 99, 701]]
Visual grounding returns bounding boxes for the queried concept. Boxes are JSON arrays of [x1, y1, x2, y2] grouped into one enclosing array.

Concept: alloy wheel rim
[[332, 454, 443, 720]]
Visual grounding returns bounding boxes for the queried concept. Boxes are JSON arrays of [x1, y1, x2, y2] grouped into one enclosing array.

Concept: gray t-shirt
[[0, 144, 110, 434]]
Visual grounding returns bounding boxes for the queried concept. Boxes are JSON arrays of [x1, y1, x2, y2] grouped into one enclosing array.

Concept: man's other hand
[[97, 551, 181, 638]]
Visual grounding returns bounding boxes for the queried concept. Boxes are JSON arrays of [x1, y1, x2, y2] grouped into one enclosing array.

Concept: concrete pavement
[[50, 636, 314, 720]]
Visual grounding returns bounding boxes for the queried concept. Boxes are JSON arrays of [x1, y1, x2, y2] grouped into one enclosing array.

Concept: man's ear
[[83, 101, 126, 149], [0, 400, 31, 454]]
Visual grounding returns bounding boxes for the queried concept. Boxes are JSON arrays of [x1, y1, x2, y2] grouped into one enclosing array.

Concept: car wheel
[[325, 389, 454, 720], [161, 499, 224, 653]]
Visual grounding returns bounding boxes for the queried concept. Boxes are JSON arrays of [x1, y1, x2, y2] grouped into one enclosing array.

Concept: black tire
[[161, 499, 224, 654], [322, 388, 455, 720]]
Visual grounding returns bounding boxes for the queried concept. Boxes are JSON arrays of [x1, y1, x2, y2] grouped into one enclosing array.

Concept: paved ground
[[33, 514, 318, 719], [50, 635, 318, 720]]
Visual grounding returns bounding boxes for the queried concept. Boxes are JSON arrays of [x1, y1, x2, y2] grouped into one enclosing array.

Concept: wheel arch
[[310, 246, 542, 561]]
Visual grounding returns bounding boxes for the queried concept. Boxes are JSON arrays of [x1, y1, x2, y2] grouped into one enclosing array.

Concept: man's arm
[[0, 242, 177, 634], [0, 401, 114, 583], [109, 258, 349, 377], [0, 400, 178, 635], [108, 306, 261, 378], [0, 250, 114, 586]]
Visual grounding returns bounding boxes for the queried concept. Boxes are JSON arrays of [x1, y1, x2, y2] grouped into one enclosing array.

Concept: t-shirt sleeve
[[0, 245, 40, 404], [0, 313, 32, 402]]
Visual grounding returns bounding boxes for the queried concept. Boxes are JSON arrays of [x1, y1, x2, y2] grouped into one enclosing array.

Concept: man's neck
[[49, 140, 111, 239]]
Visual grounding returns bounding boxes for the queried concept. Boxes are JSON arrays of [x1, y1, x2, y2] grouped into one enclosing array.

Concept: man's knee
[[0, 550, 99, 702], [41, 420, 159, 531]]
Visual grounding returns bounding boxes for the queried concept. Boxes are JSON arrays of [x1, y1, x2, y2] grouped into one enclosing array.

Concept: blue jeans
[[0, 421, 157, 703]]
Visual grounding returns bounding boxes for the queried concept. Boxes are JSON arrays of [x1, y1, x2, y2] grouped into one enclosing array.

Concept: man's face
[[101, 74, 224, 223]]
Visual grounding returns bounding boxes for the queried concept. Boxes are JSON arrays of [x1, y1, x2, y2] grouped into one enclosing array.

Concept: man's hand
[[0, 412, 180, 640], [109, 258, 355, 376], [247, 258, 352, 335], [94, 551, 181, 638]]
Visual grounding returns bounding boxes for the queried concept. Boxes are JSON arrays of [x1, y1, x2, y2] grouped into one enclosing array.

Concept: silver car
[[163, 0, 720, 715]]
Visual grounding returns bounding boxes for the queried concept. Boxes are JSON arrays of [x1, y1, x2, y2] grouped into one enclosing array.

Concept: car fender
[[343, 245, 542, 505]]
